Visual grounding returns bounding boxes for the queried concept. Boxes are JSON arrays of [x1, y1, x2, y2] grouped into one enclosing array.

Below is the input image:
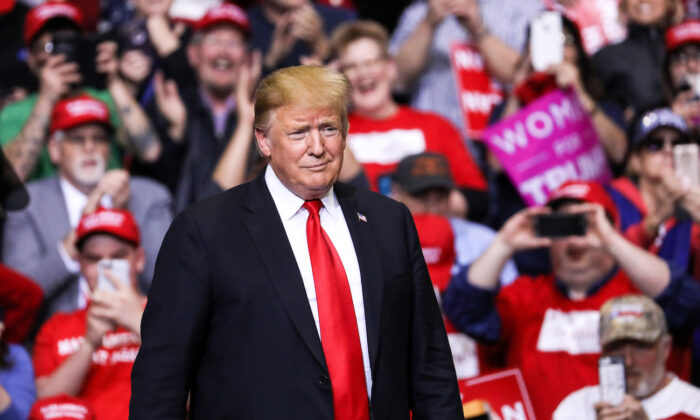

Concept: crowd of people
[[2, 0, 700, 418]]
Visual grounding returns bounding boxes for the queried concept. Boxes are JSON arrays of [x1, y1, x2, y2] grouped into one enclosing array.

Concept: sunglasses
[[640, 135, 695, 152]]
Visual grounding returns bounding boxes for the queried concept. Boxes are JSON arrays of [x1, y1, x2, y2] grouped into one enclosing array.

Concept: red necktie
[[303, 200, 370, 420]]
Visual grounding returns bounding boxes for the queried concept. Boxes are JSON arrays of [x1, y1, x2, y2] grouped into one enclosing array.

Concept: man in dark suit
[[130, 65, 462, 419]]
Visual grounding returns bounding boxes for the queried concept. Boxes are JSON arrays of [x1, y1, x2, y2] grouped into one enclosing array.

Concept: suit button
[[318, 375, 330, 386]]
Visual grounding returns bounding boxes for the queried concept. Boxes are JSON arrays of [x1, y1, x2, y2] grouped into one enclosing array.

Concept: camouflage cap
[[599, 295, 667, 347]]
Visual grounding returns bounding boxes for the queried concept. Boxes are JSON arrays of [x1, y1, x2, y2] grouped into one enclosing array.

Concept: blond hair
[[329, 20, 390, 60], [253, 65, 351, 136]]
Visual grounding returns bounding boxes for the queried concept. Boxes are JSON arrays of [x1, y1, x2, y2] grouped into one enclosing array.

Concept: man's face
[[668, 43, 700, 91], [78, 234, 145, 292], [635, 127, 689, 180], [190, 26, 247, 98], [624, 0, 669, 25], [338, 38, 395, 115], [602, 336, 671, 398], [49, 123, 110, 189], [549, 204, 616, 290], [255, 105, 345, 200], [392, 186, 450, 216]]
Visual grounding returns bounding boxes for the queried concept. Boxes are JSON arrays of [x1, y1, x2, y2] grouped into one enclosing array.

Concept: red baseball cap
[[76, 208, 141, 249], [196, 4, 250, 37], [29, 394, 95, 420], [666, 20, 700, 52], [24, 1, 83, 45], [413, 213, 456, 293], [50, 94, 112, 135], [547, 180, 619, 227], [0, 0, 16, 15]]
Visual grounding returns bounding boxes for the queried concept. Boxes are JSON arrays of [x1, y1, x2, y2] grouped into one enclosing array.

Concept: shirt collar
[[554, 265, 620, 299], [59, 176, 88, 228], [264, 165, 341, 221]]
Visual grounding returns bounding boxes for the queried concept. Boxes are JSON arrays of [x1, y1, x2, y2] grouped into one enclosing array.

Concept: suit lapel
[[335, 183, 383, 371], [241, 175, 327, 369], [43, 177, 72, 243]]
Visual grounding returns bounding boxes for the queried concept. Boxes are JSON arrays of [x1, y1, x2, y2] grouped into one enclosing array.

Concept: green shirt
[[0, 88, 123, 181]]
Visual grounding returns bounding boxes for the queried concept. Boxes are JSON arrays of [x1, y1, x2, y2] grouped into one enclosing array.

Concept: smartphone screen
[[97, 259, 130, 292], [533, 213, 587, 238], [674, 143, 700, 187], [529, 12, 564, 72], [599, 356, 625, 406]]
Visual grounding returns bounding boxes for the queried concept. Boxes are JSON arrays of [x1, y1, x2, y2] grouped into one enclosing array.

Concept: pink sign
[[450, 43, 503, 139], [459, 368, 536, 420], [544, 0, 626, 55], [482, 89, 612, 206]]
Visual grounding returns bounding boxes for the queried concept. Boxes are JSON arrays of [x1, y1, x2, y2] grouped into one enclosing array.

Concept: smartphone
[[674, 143, 700, 187], [599, 356, 625, 406], [532, 213, 587, 238], [97, 259, 130, 292], [529, 12, 564, 72], [49, 32, 81, 65]]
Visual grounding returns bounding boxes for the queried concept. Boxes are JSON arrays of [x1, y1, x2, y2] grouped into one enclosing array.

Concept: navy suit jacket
[[130, 174, 461, 419]]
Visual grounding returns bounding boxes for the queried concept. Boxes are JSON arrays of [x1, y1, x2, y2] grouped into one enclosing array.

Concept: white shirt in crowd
[[553, 375, 700, 420]]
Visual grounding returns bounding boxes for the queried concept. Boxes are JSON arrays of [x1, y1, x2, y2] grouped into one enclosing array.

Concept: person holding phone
[[553, 295, 700, 420], [0, 1, 163, 183], [609, 108, 700, 277], [32, 208, 146, 420], [442, 180, 700, 419]]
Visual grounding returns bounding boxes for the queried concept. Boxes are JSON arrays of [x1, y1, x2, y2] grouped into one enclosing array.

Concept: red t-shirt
[[347, 107, 487, 193], [493, 271, 640, 420], [33, 308, 140, 420]]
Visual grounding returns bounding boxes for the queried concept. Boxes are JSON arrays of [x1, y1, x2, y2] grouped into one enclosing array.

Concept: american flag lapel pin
[[357, 212, 367, 223]]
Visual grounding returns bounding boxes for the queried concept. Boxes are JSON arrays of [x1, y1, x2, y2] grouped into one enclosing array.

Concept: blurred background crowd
[[3, 0, 700, 418]]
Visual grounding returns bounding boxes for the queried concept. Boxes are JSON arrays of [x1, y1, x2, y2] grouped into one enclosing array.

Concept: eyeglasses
[[62, 134, 110, 147], [670, 48, 700, 66], [339, 57, 386, 76], [640, 135, 695, 152]]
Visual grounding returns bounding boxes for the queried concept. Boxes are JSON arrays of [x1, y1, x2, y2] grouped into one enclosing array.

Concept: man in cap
[[391, 152, 518, 285], [3, 95, 172, 322], [157, 3, 262, 211], [32, 208, 146, 420], [443, 180, 700, 420], [0, 0, 162, 182], [553, 295, 700, 419]]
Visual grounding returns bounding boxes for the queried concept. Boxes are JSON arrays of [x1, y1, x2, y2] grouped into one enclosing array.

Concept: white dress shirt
[[264, 166, 373, 397]]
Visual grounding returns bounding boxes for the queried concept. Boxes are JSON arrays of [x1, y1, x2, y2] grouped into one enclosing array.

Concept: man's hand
[[147, 15, 182, 57], [595, 395, 650, 420], [450, 0, 486, 37], [90, 269, 145, 335], [38, 54, 81, 103], [265, 13, 296, 68], [426, 0, 451, 27], [561, 203, 617, 250], [289, 4, 328, 58], [96, 41, 120, 84], [236, 51, 262, 124], [154, 71, 187, 141], [85, 302, 115, 349], [62, 229, 79, 261], [496, 206, 553, 253], [84, 170, 131, 213]]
